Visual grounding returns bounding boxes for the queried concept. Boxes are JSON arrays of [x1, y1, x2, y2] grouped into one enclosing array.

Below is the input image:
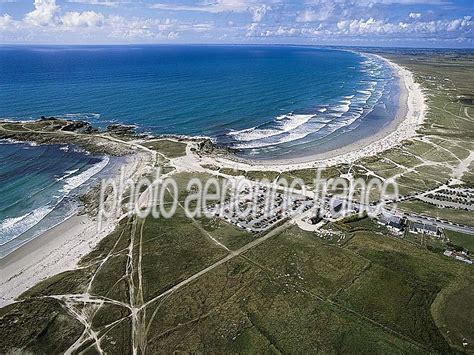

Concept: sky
[[0, 0, 472, 47]]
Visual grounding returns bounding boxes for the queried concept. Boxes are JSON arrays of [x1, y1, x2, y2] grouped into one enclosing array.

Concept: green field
[[444, 229, 474, 252], [2, 212, 472, 353], [142, 139, 187, 158]]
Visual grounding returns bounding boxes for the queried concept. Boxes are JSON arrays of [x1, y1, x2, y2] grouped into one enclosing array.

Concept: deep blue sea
[[0, 45, 399, 255]]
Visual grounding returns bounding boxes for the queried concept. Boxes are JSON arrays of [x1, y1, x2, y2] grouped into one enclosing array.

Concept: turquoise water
[[0, 141, 118, 257], [0, 45, 399, 254]]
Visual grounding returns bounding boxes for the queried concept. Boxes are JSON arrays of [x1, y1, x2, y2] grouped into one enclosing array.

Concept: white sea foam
[[60, 112, 101, 120], [228, 114, 313, 142], [0, 138, 23, 145], [0, 206, 53, 246], [55, 168, 80, 182], [0, 156, 110, 246], [226, 52, 391, 153], [61, 156, 109, 194]]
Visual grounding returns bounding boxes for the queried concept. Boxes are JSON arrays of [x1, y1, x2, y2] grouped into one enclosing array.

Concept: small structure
[[409, 222, 440, 237], [377, 213, 405, 234], [443, 250, 453, 257], [444, 249, 472, 264]]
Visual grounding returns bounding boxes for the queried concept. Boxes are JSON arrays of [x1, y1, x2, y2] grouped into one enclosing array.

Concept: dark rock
[[39, 116, 57, 121], [106, 124, 136, 136], [198, 139, 216, 153], [61, 120, 97, 134], [197, 139, 235, 155]]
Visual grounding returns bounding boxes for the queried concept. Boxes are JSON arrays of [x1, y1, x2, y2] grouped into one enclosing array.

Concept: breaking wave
[[225, 53, 392, 153], [0, 154, 109, 247]]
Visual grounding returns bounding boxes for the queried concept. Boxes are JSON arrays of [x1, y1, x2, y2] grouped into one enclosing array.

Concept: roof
[[411, 222, 438, 233], [379, 213, 403, 229]]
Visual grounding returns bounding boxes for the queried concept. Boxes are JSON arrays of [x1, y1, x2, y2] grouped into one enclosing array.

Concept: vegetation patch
[[143, 139, 187, 158]]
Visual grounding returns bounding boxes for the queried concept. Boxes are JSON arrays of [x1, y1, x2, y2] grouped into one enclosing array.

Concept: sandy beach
[[0, 215, 105, 306], [0, 150, 153, 308], [202, 54, 426, 172]]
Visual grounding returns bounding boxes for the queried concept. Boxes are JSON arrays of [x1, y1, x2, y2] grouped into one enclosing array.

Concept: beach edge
[[209, 53, 427, 171]]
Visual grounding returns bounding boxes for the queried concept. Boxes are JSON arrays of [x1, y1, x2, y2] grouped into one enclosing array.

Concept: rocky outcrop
[[61, 120, 97, 134], [197, 138, 236, 155], [106, 124, 137, 136]]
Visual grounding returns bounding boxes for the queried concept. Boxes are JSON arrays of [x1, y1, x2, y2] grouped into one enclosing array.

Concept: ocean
[[0, 141, 122, 258], [0, 45, 399, 159], [0, 45, 399, 254]]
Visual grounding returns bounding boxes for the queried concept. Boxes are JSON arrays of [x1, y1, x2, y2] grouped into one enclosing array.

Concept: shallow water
[[0, 141, 121, 257]]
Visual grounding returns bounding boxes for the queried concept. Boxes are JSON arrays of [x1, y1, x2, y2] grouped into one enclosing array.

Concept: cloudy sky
[[0, 0, 472, 47]]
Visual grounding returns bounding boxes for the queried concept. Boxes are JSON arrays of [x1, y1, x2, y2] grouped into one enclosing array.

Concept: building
[[309, 209, 323, 225], [409, 222, 440, 237], [377, 213, 405, 234]]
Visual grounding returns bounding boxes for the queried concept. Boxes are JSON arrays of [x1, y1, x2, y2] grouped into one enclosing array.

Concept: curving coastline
[[0, 127, 155, 307], [206, 53, 426, 171]]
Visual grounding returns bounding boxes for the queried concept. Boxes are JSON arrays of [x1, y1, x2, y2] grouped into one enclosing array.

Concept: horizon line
[[0, 43, 473, 50]]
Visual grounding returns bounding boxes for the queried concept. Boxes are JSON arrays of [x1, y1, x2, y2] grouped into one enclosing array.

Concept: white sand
[[0, 215, 108, 307], [0, 151, 153, 308]]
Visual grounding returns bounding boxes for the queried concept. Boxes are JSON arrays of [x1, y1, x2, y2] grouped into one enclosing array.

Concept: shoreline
[[203, 54, 426, 171], [0, 215, 101, 307], [0, 150, 153, 308], [0, 152, 112, 260]]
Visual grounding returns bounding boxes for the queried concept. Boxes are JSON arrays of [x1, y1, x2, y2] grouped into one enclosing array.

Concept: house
[[443, 250, 453, 257], [409, 222, 440, 237], [377, 213, 405, 234]]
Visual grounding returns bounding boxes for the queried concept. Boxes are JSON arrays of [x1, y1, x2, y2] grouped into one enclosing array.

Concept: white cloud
[[24, 0, 60, 26], [250, 5, 269, 23], [0, 14, 14, 29], [352, 0, 451, 4], [1, 0, 471, 45], [336, 16, 471, 36], [150, 0, 271, 23], [296, 10, 317, 23], [296, 4, 334, 23], [66, 0, 128, 7], [0, 1, 216, 42], [337, 18, 395, 34], [103, 15, 213, 40], [150, 0, 251, 13], [61, 11, 104, 27], [246, 14, 471, 42], [445, 16, 471, 32]]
